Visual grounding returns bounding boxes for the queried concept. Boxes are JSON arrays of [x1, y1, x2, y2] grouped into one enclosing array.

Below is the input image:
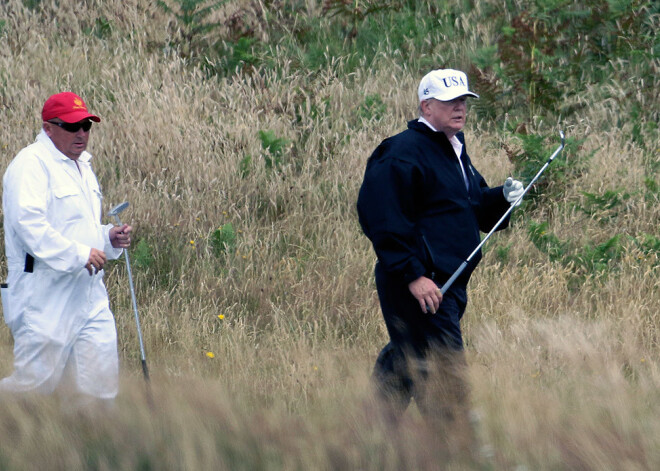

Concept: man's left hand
[[503, 177, 524, 205], [110, 224, 132, 249]]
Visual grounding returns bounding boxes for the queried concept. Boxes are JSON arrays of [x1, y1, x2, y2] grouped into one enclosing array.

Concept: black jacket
[[357, 120, 511, 286]]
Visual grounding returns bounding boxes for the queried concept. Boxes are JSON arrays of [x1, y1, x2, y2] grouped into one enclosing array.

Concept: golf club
[[108, 202, 152, 392], [439, 131, 566, 295]]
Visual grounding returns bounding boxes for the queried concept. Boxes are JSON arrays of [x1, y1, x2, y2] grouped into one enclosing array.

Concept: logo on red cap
[[73, 97, 85, 110]]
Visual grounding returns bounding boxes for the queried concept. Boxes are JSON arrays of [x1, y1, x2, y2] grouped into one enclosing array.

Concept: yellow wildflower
[[206, 352, 215, 359]]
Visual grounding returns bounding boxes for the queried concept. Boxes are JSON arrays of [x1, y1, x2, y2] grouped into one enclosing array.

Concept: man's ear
[[419, 99, 430, 116]]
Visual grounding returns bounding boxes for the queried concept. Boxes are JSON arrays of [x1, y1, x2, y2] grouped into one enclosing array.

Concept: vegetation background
[[0, 0, 658, 469]]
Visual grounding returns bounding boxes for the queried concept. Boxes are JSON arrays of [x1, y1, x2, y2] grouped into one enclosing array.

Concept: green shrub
[[258, 130, 290, 172], [210, 223, 236, 257], [528, 221, 628, 278], [84, 16, 113, 39], [473, 0, 659, 122], [22, 0, 42, 9], [358, 94, 386, 123], [322, 0, 400, 40], [132, 239, 154, 270], [157, 0, 228, 58], [504, 131, 588, 203], [634, 233, 660, 261], [576, 190, 630, 224], [644, 177, 659, 198], [569, 235, 624, 275], [239, 155, 252, 179], [528, 221, 566, 263]]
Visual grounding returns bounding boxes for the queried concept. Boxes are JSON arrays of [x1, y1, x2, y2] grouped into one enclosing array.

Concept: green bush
[[472, 0, 659, 122], [528, 221, 630, 278], [569, 235, 625, 275], [576, 189, 630, 224], [528, 221, 566, 263], [505, 131, 588, 203], [358, 94, 386, 123], [210, 223, 236, 257], [84, 17, 113, 40], [157, 0, 228, 58], [258, 130, 290, 172], [634, 233, 660, 261], [132, 239, 154, 270]]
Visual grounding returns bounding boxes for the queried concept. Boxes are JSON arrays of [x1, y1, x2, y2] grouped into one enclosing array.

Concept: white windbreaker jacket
[[2, 130, 122, 336]]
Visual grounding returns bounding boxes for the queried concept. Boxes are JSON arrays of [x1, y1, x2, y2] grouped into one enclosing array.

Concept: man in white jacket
[[1, 92, 132, 401]]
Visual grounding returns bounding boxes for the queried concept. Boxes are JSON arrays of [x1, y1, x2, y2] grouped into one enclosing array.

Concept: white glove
[[503, 177, 524, 205]]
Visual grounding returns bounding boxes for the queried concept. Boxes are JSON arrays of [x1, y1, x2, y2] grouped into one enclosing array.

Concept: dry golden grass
[[0, 0, 658, 469]]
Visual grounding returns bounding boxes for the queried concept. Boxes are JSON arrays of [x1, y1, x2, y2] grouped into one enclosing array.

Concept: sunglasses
[[49, 120, 93, 133]]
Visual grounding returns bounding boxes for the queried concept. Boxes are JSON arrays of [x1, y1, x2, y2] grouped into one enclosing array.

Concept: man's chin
[[66, 150, 85, 160]]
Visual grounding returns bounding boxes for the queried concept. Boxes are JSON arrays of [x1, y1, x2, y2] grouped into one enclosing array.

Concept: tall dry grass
[[0, 0, 658, 469]]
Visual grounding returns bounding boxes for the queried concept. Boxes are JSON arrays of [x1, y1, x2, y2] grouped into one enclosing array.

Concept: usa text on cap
[[418, 69, 479, 102]]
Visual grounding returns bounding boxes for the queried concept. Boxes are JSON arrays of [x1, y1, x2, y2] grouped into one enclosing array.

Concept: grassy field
[[0, 0, 658, 469]]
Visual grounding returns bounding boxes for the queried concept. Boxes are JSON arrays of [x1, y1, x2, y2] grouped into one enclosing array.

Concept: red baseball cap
[[42, 92, 101, 123]]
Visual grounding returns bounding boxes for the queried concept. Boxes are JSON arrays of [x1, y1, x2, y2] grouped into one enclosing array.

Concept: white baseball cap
[[418, 69, 479, 102]]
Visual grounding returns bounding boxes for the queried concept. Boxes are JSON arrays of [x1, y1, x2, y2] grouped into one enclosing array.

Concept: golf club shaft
[[123, 250, 149, 367], [439, 132, 565, 295], [114, 215, 150, 381]]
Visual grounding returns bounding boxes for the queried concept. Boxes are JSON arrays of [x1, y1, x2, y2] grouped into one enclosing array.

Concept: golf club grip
[[142, 359, 151, 382], [440, 261, 468, 294]]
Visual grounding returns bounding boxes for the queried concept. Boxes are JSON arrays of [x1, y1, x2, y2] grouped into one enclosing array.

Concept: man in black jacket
[[357, 69, 523, 430]]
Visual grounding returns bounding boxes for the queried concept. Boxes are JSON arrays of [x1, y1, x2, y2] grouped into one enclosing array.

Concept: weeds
[[472, 0, 659, 124], [322, 0, 400, 40], [210, 223, 236, 257], [576, 189, 630, 224], [83, 16, 113, 40], [158, 0, 229, 58], [528, 221, 566, 263], [527, 219, 655, 282], [503, 131, 588, 203], [132, 239, 155, 270], [358, 94, 386, 123], [258, 130, 290, 172]]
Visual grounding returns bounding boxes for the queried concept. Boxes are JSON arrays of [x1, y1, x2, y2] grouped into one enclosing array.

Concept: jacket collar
[[408, 119, 465, 145]]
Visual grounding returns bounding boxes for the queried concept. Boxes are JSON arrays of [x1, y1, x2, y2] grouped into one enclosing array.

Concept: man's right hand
[[85, 248, 107, 275], [408, 276, 443, 314]]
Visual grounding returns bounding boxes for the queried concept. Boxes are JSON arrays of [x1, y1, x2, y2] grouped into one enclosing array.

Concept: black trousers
[[372, 262, 468, 411]]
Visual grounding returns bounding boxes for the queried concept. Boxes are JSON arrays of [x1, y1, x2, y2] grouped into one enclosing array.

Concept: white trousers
[[0, 307, 119, 399]]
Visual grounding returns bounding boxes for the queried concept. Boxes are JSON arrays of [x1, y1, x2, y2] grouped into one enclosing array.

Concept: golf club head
[[559, 130, 565, 147], [108, 202, 129, 217]]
